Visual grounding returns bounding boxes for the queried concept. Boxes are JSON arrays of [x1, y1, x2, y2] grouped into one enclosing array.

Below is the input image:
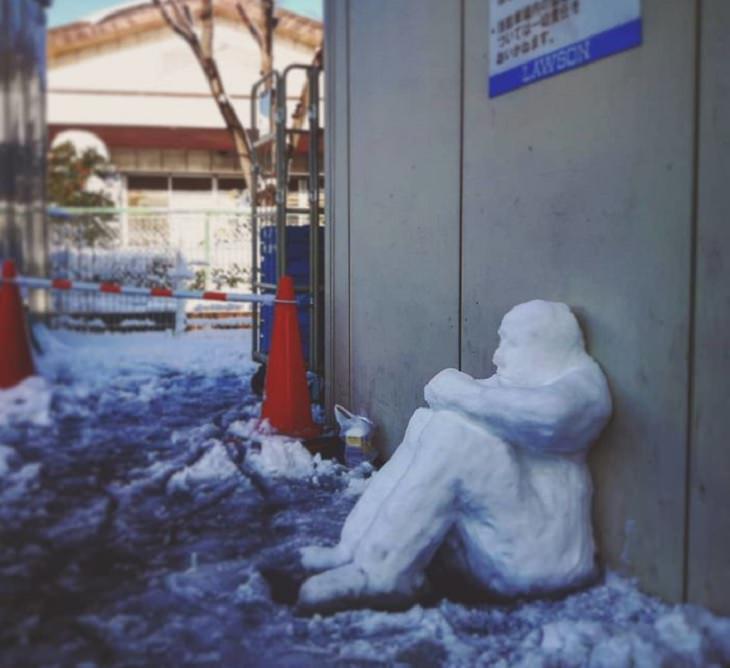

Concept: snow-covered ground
[[1, 329, 729, 667]]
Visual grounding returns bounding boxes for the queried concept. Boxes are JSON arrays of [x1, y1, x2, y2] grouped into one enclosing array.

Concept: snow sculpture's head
[[492, 300, 587, 386]]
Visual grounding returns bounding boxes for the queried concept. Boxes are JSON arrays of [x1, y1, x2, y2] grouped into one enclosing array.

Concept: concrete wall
[[325, 0, 462, 450], [346, 0, 462, 451], [324, 0, 351, 413], [689, 0, 730, 614], [1, 0, 48, 280], [324, 0, 730, 614]]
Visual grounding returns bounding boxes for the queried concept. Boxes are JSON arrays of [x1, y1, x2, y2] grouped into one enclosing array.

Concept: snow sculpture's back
[[299, 300, 613, 613]]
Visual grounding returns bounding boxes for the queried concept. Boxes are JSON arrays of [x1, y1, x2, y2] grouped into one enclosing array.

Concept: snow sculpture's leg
[[301, 409, 431, 572], [299, 410, 470, 612]]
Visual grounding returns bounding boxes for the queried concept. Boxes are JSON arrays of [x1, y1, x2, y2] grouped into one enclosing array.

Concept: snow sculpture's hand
[[424, 368, 475, 410]]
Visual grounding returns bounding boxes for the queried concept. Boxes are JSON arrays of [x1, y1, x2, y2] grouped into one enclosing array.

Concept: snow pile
[[0, 444, 33, 487], [35, 326, 256, 382], [287, 573, 730, 667], [0, 445, 19, 476], [0, 444, 42, 523], [50, 247, 177, 289], [248, 435, 315, 478], [0, 376, 52, 426], [227, 417, 340, 481], [343, 463, 374, 497], [233, 569, 272, 606], [167, 441, 241, 493], [513, 602, 730, 667], [300, 301, 612, 612]]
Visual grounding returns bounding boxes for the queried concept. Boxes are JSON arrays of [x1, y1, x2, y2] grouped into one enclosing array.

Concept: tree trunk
[[153, 0, 255, 191]]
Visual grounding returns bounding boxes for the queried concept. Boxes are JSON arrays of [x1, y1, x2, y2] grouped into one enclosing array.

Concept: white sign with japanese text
[[489, 0, 642, 97]]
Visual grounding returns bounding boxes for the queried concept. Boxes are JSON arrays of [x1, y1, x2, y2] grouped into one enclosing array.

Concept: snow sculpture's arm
[[424, 366, 611, 454]]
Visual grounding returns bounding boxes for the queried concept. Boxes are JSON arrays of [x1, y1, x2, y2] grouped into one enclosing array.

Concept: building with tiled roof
[[48, 0, 322, 204]]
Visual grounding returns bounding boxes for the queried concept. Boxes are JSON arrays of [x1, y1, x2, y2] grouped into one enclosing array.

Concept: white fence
[[47, 207, 269, 331]]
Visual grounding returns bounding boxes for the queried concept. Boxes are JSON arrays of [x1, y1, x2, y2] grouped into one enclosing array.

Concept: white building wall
[[48, 22, 313, 128]]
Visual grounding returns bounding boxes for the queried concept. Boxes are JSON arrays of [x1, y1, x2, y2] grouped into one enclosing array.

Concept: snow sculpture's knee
[[401, 407, 432, 448]]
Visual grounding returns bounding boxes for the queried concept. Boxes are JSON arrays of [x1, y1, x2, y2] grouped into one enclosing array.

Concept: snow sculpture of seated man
[[298, 300, 612, 612]]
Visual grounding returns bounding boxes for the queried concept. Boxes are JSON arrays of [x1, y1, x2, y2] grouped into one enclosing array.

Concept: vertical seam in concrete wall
[[325, 0, 342, 412], [683, 0, 703, 604], [345, 0, 353, 406], [457, 0, 465, 371], [323, 0, 333, 410]]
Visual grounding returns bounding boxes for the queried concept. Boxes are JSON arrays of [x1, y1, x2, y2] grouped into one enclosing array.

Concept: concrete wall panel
[[689, 0, 730, 616], [461, 0, 697, 602], [324, 0, 352, 412], [347, 0, 462, 455]]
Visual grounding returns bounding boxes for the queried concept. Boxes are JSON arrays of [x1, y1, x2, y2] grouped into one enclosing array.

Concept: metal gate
[[249, 63, 324, 377]]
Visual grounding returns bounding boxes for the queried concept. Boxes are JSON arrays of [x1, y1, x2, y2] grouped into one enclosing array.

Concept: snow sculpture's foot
[[300, 544, 352, 572], [298, 563, 368, 613], [297, 563, 421, 614]]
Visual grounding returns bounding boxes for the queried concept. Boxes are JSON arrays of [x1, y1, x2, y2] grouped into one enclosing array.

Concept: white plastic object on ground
[[334, 405, 376, 459]]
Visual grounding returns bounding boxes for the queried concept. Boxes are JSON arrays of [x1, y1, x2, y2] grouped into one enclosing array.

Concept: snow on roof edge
[[48, 0, 322, 60], [82, 1, 150, 25]]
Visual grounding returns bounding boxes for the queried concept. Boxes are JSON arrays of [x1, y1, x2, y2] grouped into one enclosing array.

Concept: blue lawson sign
[[489, 0, 642, 98]]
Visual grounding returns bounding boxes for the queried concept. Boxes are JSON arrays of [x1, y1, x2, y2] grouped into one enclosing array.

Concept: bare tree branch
[[260, 0, 274, 80], [153, 0, 255, 191], [153, 0, 194, 42], [237, 0, 274, 97], [291, 45, 323, 130], [183, 2, 196, 30], [235, 2, 263, 50], [200, 0, 214, 59], [171, 0, 193, 33]]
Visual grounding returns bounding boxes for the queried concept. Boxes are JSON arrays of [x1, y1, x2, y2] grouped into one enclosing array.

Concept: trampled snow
[[1, 327, 728, 667]]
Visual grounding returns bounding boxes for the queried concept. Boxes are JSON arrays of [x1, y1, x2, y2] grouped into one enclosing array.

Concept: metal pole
[[275, 72, 288, 281], [121, 175, 130, 247], [173, 250, 187, 335], [251, 164, 260, 361], [204, 211, 211, 289], [309, 66, 322, 375]]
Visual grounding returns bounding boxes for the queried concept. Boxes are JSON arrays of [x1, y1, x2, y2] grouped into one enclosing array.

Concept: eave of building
[[48, 0, 323, 63], [47, 122, 317, 156], [48, 123, 239, 152]]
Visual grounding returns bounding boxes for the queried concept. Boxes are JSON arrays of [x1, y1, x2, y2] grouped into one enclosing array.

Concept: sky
[[47, 0, 323, 27]]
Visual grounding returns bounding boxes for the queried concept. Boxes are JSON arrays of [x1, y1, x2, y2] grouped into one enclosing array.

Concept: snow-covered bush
[[50, 248, 177, 288]]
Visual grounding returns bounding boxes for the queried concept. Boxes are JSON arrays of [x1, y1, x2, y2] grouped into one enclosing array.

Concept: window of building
[[125, 176, 169, 245], [171, 176, 214, 210], [217, 177, 246, 209], [126, 175, 169, 208]]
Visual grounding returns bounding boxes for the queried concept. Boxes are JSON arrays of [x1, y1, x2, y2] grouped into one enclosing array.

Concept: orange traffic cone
[[261, 275, 320, 439], [0, 260, 35, 389]]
